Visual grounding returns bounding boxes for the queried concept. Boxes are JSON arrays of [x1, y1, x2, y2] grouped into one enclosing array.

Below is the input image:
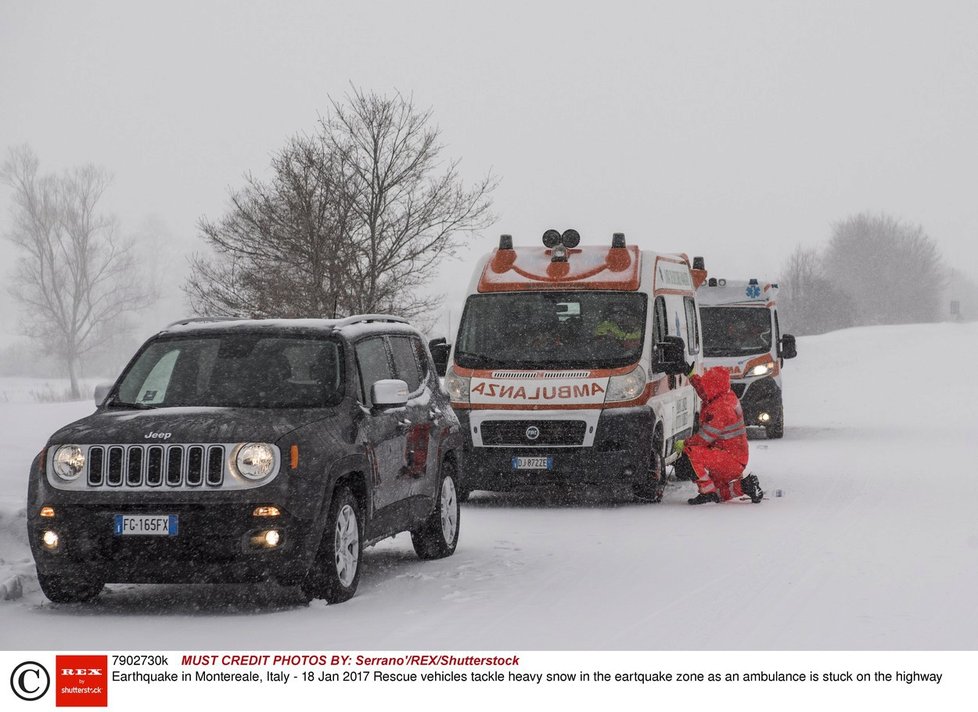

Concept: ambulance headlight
[[747, 361, 775, 378], [444, 367, 470, 402], [606, 365, 647, 402], [52, 445, 85, 481]]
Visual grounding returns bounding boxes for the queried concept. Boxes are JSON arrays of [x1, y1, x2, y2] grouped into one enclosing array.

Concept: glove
[[673, 439, 686, 455]]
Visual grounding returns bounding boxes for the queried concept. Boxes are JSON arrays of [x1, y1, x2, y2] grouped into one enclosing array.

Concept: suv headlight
[[605, 365, 647, 402], [444, 367, 470, 402], [233, 443, 276, 481], [52, 445, 85, 481], [747, 361, 775, 378]]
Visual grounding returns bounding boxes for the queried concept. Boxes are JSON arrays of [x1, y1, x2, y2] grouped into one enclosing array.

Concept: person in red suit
[[673, 366, 764, 505]]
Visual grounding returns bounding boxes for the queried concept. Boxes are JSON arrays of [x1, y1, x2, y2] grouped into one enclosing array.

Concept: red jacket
[[686, 367, 749, 470]]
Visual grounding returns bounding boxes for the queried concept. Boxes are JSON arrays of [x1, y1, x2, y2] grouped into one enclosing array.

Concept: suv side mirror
[[654, 335, 689, 375], [94, 382, 113, 407], [428, 338, 451, 378], [371, 379, 409, 409], [780, 334, 797, 360]]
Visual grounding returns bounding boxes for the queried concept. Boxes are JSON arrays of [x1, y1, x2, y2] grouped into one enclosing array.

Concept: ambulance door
[[662, 294, 694, 445], [677, 295, 700, 439], [651, 296, 676, 439]]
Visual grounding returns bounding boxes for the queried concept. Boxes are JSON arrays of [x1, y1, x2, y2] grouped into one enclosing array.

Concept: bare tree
[[186, 89, 496, 321], [325, 88, 496, 316], [823, 213, 944, 325], [186, 136, 357, 318], [1, 146, 153, 397], [779, 245, 854, 335]]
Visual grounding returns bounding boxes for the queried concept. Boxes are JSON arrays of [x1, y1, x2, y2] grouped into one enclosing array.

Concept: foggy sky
[[2, 0, 977, 345]]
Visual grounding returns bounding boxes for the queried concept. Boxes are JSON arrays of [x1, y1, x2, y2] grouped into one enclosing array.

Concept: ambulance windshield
[[700, 307, 773, 357], [455, 292, 647, 369]]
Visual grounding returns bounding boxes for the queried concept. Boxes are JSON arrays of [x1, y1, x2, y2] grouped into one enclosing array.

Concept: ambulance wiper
[[455, 351, 500, 368]]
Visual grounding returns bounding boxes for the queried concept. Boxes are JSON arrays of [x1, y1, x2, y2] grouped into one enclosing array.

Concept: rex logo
[[56, 654, 108, 707]]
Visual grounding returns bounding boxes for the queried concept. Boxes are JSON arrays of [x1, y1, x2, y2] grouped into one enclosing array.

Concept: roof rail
[[164, 316, 244, 328], [333, 314, 410, 328]]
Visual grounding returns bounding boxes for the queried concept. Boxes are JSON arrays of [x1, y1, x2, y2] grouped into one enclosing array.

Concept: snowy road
[[2, 322, 977, 650]]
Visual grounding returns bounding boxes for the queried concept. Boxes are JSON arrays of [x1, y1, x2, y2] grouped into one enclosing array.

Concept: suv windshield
[[700, 307, 773, 357], [112, 334, 344, 408], [455, 292, 647, 370]]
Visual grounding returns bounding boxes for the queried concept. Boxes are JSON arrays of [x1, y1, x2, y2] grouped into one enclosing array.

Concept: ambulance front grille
[[481, 420, 587, 446], [491, 371, 591, 379]]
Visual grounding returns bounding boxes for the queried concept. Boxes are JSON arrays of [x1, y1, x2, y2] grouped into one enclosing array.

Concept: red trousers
[[684, 448, 746, 501]]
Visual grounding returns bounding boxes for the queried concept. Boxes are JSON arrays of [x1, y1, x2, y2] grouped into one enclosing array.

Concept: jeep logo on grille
[[144, 432, 172, 440], [525, 426, 540, 441]]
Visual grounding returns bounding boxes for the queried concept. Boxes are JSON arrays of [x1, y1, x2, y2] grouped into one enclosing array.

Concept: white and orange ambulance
[[697, 278, 797, 438], [442, 229, 706, 501]]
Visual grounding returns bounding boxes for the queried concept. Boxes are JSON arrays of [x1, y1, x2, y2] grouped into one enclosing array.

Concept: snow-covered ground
[[1, 322, 976, 650]]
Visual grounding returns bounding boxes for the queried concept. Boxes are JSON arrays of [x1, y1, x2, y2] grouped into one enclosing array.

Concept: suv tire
[[37, 573, 103, 603], [300, 485, 363, 604], [411, 461, 460, 560]]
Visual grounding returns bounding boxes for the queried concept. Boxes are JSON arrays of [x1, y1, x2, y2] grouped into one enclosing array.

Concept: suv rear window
[[114, 335, 344, 409]]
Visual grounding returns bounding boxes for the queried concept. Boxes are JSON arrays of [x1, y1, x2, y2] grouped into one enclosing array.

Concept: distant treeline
[[779, 212, 977, 335]]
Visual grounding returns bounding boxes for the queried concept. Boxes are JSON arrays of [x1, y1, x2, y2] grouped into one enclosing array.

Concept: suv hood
[[48, 406, 335, 446]]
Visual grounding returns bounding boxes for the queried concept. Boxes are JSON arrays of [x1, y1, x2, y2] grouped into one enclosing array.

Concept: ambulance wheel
[[766, 412, 784, 439], [633, 433, 666, 503]]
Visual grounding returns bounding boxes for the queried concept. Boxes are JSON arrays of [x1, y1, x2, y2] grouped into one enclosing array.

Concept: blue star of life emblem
[[745, 284, 762, 299]]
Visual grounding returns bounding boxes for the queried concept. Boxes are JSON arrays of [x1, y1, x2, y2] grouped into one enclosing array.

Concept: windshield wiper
[[104, 396, 158, 410]]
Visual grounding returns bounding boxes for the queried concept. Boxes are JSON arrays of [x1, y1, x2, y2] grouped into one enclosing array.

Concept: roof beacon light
[[693, 256, 705, 271], [498, 234, 513, 250], [551, 243, 569, 262], [708, 278, 718, 287], [561, 229, 581, 248], [749, 278, 759, 285], [612, 232, 626, 248], [542, 229, 562, 248]]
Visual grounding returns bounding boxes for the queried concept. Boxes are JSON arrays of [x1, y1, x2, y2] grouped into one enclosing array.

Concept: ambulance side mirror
[[780, 334, 797, 360], [654, 336, 688, 375], [428, 338, 451, 377]]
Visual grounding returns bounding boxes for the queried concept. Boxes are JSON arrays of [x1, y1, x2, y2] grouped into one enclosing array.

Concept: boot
[[687, 492, 720, 505], [741, 473, 764, 503]]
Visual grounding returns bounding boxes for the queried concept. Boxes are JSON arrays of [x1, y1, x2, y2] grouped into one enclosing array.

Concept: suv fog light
[[253, 506, 281, 517], [251, 529, 282, 549], [758, 412, 771, 423], [42, 530, 60, 551], [40, 506, 56, 518]]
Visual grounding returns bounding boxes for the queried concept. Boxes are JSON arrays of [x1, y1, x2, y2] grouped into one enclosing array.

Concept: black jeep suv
[[27, 315, 463, 604]]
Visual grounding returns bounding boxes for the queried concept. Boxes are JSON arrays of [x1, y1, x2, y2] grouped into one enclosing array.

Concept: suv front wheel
[[411, 461, 460, 560], [301, 485, 363, 604]]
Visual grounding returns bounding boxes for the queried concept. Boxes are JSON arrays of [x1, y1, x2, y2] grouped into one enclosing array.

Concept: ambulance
[[697, 278, 797, 438], [440, 229, 706, 501]]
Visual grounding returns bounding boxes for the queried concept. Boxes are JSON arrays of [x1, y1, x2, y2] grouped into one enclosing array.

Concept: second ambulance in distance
[[441, 229, 706, 501], [697, 277, 797, 438]]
